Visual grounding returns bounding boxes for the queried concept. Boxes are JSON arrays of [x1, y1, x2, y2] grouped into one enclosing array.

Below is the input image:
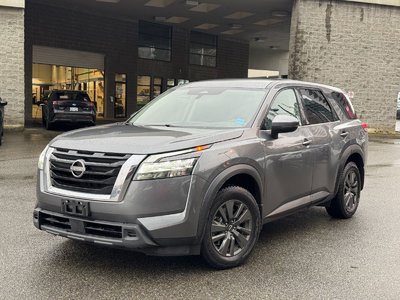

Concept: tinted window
[[299, 89, 335, 124], [138, 21, 171, 61], [331, 91, 357, 119], [264, 89, 301, 130], [128, 87, 266, 129], [190, 31, 217, 67], [51, 92, 90, 102]]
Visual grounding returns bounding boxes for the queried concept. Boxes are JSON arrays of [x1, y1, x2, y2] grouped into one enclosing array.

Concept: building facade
[[0, 0, 399, 132]]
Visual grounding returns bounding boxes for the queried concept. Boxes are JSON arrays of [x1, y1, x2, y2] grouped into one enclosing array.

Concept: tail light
[[362, 122, 368, 131]]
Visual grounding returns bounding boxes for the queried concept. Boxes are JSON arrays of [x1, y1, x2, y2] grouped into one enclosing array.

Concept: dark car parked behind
[[0, 97, 7, 146], [41, 90, 96, 130]]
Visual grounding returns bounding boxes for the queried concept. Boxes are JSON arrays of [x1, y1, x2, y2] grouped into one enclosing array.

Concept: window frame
[[295, 87, 339, 126], [262, 87, 306, 130], [138, 21, 172, 62]]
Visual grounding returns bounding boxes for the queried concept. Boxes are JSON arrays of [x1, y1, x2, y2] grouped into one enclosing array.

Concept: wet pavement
[[0, 128, 400, 299]]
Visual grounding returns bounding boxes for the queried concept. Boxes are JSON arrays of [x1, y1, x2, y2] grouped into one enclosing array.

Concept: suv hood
[[50, 123, 244, 154]]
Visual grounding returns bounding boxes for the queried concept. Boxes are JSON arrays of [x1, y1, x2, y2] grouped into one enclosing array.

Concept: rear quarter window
[[331, 92, 357, 120]]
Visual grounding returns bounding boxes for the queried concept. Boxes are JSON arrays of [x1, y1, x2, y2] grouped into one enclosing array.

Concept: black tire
[[201, 186, 261, 269], [326, 162, 361, 219]]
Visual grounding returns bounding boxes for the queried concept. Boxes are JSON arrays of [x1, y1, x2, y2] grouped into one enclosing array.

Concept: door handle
[[340, 131, 349, 138], [302, 138, 312, 146]]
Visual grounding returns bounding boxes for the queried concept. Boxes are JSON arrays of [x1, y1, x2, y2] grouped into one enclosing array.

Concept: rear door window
[[330, 91, 357, 119], [298, 89, 336, 124]]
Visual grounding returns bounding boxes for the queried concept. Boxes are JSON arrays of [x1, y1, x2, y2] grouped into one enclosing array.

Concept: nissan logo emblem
[[70, 159, 86, 178]]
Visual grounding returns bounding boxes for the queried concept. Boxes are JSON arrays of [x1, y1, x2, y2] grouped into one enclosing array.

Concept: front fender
[[195, 163, 263, 242]]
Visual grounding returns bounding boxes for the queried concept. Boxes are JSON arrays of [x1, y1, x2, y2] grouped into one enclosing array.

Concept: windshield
[[128, 86, 267, 128]]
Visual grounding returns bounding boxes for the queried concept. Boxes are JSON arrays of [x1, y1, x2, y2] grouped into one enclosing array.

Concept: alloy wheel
[[211, 200, 253, 257], [344, 170, 359, 212]]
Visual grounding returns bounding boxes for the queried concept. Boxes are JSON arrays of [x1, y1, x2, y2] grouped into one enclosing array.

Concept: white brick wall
[[289, 0, 400, 133], [0, 6, 24, 128]]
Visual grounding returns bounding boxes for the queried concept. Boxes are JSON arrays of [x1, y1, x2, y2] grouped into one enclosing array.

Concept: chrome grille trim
[[43, 147, 146, 202]]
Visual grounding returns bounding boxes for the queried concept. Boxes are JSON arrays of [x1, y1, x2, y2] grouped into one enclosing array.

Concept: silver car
[[34, 79, 368, 269]]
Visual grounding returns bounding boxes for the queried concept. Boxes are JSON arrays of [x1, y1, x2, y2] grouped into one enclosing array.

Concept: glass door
[[115, 73, 127, 118]]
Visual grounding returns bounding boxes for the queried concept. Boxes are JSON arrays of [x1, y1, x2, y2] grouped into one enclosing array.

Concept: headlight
[[38, 145, 49, 170], [134, 157, 197, 181]]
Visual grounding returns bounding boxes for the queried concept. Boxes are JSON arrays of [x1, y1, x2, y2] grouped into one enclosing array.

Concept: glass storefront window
[[137, 75, 151, 107], [31, 63, 105, 120], [138, 21, 172, 62], [167, 79, 175, 90], [190, 31, 217, 67], [153, 77, 162, 99], [115, 73, 127, 118]]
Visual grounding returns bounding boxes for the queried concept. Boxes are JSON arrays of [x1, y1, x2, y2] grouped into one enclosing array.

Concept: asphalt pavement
[[0, 128, 400, 299]]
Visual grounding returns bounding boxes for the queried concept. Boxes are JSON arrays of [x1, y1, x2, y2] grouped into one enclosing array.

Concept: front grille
[[84, 222, 122, 239], [49, 148, 130, 195], [40, 212, 123, 239], [41, 213, 71, 231]]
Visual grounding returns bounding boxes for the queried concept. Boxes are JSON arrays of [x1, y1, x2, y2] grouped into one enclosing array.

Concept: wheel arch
[[335, 145, 365, 196], [196, 164, 263, 242]]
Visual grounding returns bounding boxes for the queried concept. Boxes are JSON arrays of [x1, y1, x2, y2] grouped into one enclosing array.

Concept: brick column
[[0, 4, 25, 129], [289, 0, 400, 133]]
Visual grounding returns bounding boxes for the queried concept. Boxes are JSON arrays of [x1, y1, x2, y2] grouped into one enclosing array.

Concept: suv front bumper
[[35, 173, 209, 255], [33, 208, 202, 256]]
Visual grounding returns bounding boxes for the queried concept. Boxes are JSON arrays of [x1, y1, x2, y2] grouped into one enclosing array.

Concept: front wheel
[[326, 162, 361, 219], [201, 186, 261, 269]]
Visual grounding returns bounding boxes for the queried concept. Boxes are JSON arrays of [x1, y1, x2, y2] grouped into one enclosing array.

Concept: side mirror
[[0, 97, 7, 106], [270, 115, 299, 139]]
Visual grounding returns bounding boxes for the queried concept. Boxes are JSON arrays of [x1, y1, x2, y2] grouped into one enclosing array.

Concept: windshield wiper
[[137, 124, 176, 127]]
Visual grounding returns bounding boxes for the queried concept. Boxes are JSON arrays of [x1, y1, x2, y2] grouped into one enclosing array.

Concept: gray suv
[[34, 79, 368, 269]]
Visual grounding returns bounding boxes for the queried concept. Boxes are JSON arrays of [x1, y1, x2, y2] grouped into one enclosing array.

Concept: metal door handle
[[340, 131, 349, 138], [303, 139, 312, 146]]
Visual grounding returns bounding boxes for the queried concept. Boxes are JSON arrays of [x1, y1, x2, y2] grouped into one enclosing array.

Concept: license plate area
[[61, 199, 90, 217], [69, 107, 79, 112]]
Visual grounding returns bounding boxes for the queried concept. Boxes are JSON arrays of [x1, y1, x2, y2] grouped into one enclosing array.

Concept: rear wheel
[[201, 186, 261, 269], [326, 162, 361, 219]]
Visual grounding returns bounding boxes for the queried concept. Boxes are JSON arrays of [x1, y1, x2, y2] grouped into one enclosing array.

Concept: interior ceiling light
[[96, 0, 120, 3], [225, 11, 254, 20], [190, 3, 220, 13], [185, 0, 199, 5], [254, 37, 265, 42], [254, 19, 284, 26], [153, 16, 167, 21], [165, 16, 189, 23], [230, 23, 242, 29], [221, 29, 243, 35], [269, 45, 280, 50], [145, 0, 176, 8], [271, 10, 289, 17], [195, 23, 219, 30]]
